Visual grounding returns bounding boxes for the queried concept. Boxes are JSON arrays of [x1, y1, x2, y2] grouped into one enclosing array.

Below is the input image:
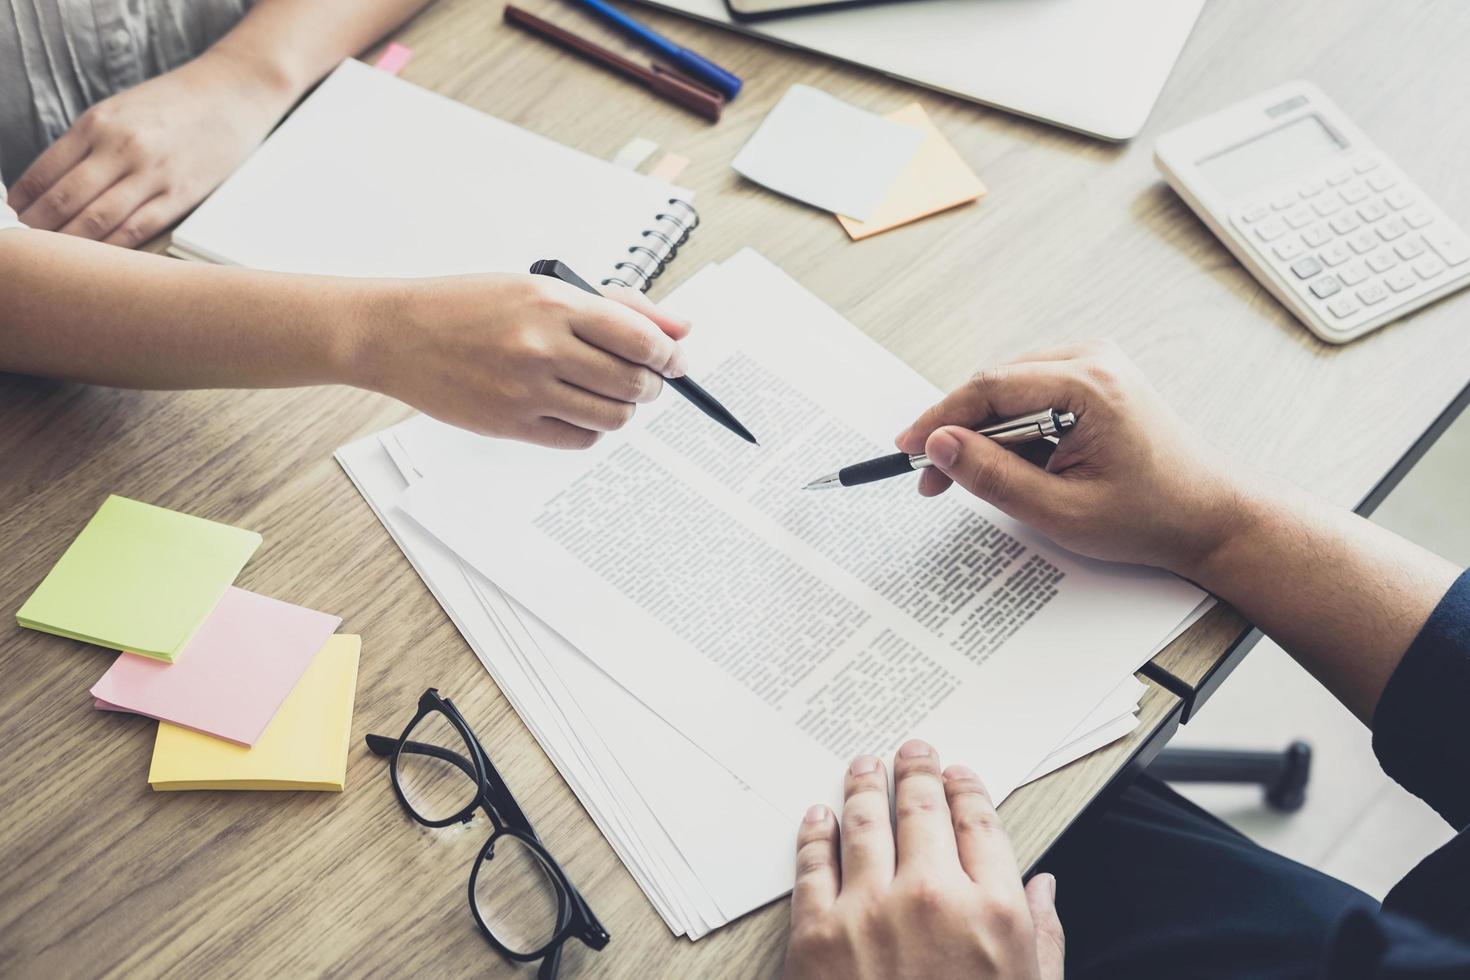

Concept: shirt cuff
[[1373, 568, 1470, 830]]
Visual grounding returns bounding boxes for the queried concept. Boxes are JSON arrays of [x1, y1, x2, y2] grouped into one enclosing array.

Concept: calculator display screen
[[1197, 115, 1346, 199]]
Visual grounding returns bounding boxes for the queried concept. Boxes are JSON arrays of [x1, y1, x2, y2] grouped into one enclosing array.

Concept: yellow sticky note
[[17, 495, 261, 661], [837, 104, 986, 241], [148, 634, 361, 791]]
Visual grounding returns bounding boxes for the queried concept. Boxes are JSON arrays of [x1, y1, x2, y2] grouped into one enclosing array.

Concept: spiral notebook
[[171, 59, 697, 290]]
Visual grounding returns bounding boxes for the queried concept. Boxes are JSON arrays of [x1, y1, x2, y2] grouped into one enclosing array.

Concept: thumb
[[1026, 873, 1065, 980], [924, 426, 1060, 517]]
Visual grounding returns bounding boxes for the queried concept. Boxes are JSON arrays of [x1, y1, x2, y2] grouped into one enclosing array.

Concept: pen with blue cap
[[560, 0, 743, 101]]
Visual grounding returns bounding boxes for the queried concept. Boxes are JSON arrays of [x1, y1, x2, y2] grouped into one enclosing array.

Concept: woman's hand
[[354, 274, 691, 448], [782, 740, 1063, 980], [7, 48, 296, 248], [896, 341, 1250, 579]]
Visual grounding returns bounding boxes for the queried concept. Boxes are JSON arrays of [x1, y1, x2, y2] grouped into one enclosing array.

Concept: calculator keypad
[[1233, 154, 1470, 337]]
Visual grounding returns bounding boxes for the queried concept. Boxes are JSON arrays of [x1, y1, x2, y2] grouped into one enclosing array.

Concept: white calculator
[[1154, 81, 1470, 344]]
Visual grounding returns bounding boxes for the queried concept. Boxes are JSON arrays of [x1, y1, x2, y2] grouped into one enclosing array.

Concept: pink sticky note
[[94, 697, 128, 712], [374, 42, 413, 75], [649, 152, 690, 182], [90, 587, 341, 746]]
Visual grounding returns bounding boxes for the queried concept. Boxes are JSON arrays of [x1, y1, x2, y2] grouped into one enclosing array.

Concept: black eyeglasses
[[366, 689, 609, 979]]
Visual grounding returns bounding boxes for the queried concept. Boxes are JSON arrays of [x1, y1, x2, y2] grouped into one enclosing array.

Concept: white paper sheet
[[395, 250, 1205, 821], [342, 420, 1154, 938], [171, 59, 691, 282], [731, 85, 923, 220]]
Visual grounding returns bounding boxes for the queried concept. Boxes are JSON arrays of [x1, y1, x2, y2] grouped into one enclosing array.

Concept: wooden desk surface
[[3, 0, 1468, 976]]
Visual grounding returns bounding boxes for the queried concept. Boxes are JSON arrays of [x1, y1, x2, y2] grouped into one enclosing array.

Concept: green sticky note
[[17, 495, 262, 661]]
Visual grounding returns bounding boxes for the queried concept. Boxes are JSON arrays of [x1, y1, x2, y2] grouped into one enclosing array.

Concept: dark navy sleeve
[[1371, 568, 1470, 831]]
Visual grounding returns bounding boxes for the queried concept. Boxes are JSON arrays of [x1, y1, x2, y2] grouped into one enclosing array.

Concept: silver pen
[[802, 409, 1076, 490]]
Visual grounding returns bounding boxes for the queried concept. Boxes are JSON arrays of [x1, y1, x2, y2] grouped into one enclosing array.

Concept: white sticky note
[[731, 85, 924, 221]]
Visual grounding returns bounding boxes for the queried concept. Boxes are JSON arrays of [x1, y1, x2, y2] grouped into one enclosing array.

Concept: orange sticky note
[[837, 104, 985, 240]]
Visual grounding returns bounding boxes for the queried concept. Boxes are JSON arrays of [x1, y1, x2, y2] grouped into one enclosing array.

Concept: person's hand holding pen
[[353, 274, 690, 449], [895, 341, 1248, 578]]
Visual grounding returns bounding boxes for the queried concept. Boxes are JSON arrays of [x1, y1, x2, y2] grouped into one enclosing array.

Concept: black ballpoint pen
[[802, 409, 1076, 489], [530, 259, 758, 444]]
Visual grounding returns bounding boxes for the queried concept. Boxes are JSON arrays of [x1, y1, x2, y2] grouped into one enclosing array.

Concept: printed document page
[[397, 250, 1204, 819]]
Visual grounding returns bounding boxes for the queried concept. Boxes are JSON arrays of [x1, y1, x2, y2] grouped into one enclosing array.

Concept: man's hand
[[896, 340, 1247, 579], [7, 48, 295, 248], [354, 274, 691, 449], [782, 740, 1063, 980]]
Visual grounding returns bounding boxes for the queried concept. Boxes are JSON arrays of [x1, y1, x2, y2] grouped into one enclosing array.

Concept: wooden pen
[[504, 5, 725, 122]]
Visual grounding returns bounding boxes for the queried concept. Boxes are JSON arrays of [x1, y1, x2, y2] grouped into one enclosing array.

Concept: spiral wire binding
[[604, 198, 700, 293]]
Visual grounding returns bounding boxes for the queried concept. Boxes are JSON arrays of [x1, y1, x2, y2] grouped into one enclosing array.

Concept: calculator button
[[1413, 255, 1448, 280], [1367, 250, 1399, 273], [1339, 181, 1371, 204], [1298, 176, 1326, 197], [1383, 187, 1413, 210], [1254, 217, 1287, 241], [1385, 268, 1416, 292], [1394, 236, 1426, 261], [1327, 167, 1354, 186], [1284, 207, 1315, 229], [1347, 230, 1378, 254], [1273, 238, 1306, 261], [1240, 202, 1270, 223], [1312, 196, 1343, 216], [1271, 191, 1298, 211], [1356, 200, 1387, 223], [1330, 212, 1361, 235], [1403, 207, 1434, 229], [1338, 260, 1369, 286], [1320, 242, 1351, 267], [1377, 217, 1408, 241], [1352, 156, 1380, 174], [1367, 171, 1397, 192], [1310, 276, 1342, 298], [1422, 228, 1470, 266], [1327, 294, 1361, 318], [1357, 282, 1389, 305], [1302, 224, 1332, 248], [1291, 255, 1324, 279]]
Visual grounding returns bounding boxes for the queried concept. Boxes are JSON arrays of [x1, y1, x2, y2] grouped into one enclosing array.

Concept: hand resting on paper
[[895, 340, 1244, 581], [782, 740, 1063, 980], [353, 275, 691, 449]]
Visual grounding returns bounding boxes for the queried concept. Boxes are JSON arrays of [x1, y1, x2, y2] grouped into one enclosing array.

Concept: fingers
[[1026, 874, 1066, 980], [943, 764, 1023, 891], [895, 363, 1081, 455], [791, 804, 840, 923], [18, 156, 120, 232], [6, 129, 90, 212], [102, 192, 175, 249], [571, 298, 688, 379], [892, 739, 961, 876], [557, 345, 664, 404], [546, 383, 637, 433], [839, 755, 895, 891], [922, 427, 1071, 525], [600, 284, 692, 341], [520, 417, 603, 451], [57, 175, 156, 241]]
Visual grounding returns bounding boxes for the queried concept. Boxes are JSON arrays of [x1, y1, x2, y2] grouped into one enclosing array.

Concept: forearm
[[204, 0, 432, 102], [1186, 470, 1462, 724], [0, 229, 379, 390]]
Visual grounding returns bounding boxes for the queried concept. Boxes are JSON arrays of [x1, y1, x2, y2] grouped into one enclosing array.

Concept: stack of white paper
[[338, 249, 1209, 937]]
